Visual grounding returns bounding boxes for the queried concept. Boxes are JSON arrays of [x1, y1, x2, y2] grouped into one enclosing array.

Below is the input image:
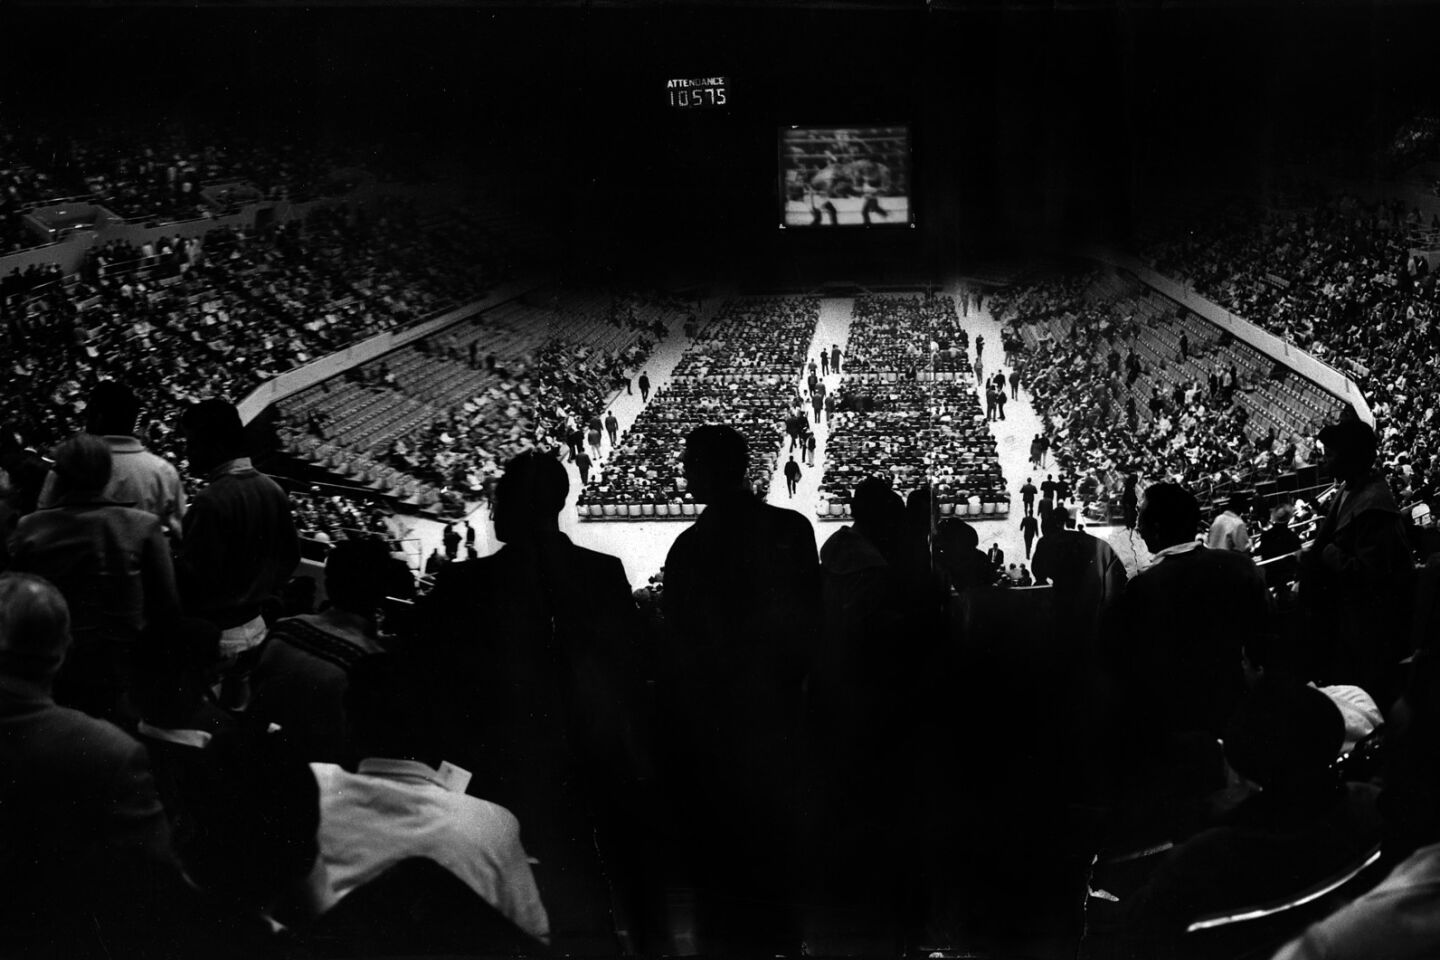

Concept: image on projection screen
[[780, 124, 912, 228]]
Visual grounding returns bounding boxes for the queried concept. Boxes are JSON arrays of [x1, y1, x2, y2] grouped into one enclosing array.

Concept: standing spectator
[[804, 431, 816, 468], [425, 451, 646, 950], [1107, 482, 1270, 782], [659, 425, 819, 955], [987, 541, 1004, 574], [176, 400, 300, 704], [443, 523, 461, 561], [784, 456, 802, 498], [0, 574, 178, 958], [820, 350, 829, 376], [996, 387, 1007, 421], [975, 333, 985, 362], [575, 448, 592, 485], [464, 521, 476, 552], [1299, 419, 1416, 701], [1206, 493, 1252, 552], [1009, 368, 1020, 400], [8, 434, 179, 723], [1040, 474, 1057, 506], [605, 411, 619, 447], [638, 372, 651, 402], [37, 381, 187, 542], [830, 343, 841, 374], [586, 425, 602, 462], [1038, 435, 1050, 467], [1029, 435, 1043, 468]]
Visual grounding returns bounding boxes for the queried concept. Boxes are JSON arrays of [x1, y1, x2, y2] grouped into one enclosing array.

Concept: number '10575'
[[671, 87, 726, 107]]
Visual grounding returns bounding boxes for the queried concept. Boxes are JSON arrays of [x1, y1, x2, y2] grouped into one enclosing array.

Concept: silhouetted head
[[493, 450, 568, 543], [180, 399, 246, 474], [852, 476, 903, 542], [49, 432, 112, 500], [683, 425, 749, 504], [0, 574, 71, 686], [325, 539, 396, 616], [85, 381, 141, 437], [1137, 481, 1201, 554], [1318, 418, 1378, 484]]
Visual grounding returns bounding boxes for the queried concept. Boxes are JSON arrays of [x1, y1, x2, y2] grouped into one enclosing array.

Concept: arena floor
[[400, 286, 1157, 589]]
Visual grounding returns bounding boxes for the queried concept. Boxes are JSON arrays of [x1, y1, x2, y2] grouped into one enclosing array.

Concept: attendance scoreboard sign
[[667, 76, 728, 109]]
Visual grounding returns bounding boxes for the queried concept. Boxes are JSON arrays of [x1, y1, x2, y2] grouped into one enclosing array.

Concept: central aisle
[[766, 297, 853, 533]]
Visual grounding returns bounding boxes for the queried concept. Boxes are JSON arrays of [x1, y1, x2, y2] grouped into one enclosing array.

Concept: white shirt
[[311, 760, 550, 943], [1206, 510, 1251, 552]]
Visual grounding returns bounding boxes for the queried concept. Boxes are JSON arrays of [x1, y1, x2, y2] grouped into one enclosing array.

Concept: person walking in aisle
[[1020, 478, 1038, 517], [820, 351, 829, 376], [804, 432, 816, 468], [1009, 369, 1020, 400], [639, 372, 651, 402], [1021, 513, 1039, 560], [784, 456, 802, 499], [605, 411, 619, 447]]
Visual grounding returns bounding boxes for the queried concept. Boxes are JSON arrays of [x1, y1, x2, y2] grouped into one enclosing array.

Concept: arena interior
[[3, 1, 1440, 958]]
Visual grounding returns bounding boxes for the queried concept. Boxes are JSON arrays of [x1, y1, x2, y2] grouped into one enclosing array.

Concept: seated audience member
[[37, 381, 187, 542], [250, 541, 391, 762], [1205, 492, 1252, 552], [7, 432, 179, 723], [177, 399, 300, 705], [1299, 418, 1416, 702], [1260, 502, 1303, 597], [310, 655, 550, 944], [1120, 678, 1380, 957], [0, 573, 178, 958], [1104, 482, 1271, 803]]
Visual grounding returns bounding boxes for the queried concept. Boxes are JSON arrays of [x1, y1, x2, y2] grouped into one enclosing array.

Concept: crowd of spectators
[[3, 305, 1440, 960], [669, 296, 817, 379], [843, 293, 971, 377], [1141, 192, 1440, 514], [577, 297, 817, 515], [1000, 269, 1345, 512], [815, 296, 1006, 517]]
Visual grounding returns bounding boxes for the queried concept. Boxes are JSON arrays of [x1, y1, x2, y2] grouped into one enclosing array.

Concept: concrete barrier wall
[[1088, 248, 1374, 427]]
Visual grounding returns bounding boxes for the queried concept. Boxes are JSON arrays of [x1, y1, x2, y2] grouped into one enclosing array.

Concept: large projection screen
[[780, 124, 912, 228]]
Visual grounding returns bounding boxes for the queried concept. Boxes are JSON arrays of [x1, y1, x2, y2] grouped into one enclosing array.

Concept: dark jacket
[[0, 677, 176, 956], [1301, 472, 1416, 695], [1107, 545, 1270, 745], [427, 532, 646, 796], [179, 459, 300, 629]]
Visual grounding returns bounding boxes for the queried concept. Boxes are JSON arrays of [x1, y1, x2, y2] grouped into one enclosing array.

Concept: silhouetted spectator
[[658, 424, 820, 954], [177, 400, 300, 706], [8, 433, 179, 723], [426, 450, 647, 951], [1300, 419, 1416, 702], [1030, 506, 1127, 650]]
